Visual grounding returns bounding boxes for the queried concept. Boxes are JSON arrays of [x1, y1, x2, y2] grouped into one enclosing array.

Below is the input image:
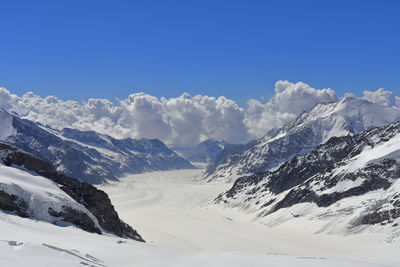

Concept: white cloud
[[0, 81, 397, 147], [0, 88, 25, 114], [120, 93, 172, 140], [362, 88, 400, 107], [162, 94, 248, 146], [244, 80, 338, 138]]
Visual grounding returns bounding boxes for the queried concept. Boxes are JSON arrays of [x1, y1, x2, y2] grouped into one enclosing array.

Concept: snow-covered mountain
[[206, 97, 400, 181], [216, 121, 400, 235], [0, 142, 144, 241], [173, 139, 232, 164], [0, 109, 195, 184], [1, 119, 399, 266]]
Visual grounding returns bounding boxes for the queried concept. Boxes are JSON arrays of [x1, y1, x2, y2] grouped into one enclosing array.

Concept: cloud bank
[[0, 81, 398, 147], [362, 88, 400, 107]]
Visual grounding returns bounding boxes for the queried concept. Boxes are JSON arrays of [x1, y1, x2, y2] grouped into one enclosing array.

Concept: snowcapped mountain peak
[[0, 111, 195, 184], [216, 120, 400, 235], [279, 97, 400, 141], [207, 98, 400, 181]]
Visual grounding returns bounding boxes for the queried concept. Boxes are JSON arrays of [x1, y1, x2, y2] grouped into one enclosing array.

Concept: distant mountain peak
[[206, 98, 400, 182], [172, 139, 233, 164], [0, 111, 195, 184]]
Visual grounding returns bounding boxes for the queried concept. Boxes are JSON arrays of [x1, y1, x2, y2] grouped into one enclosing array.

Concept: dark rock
[[1, 109, 194, 184], [0, 142, 144, 241], [217, 120, 400, 229], [207, 98, 400, 182], [0, 190, 29, 217], [362, 209, 400, 225], [48, 206, 101, 234]]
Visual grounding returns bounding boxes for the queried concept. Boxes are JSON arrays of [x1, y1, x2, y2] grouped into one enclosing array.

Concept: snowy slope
[[0, 142, 143, 240], [0, 163, 103, 233], [99, 169, 399, 266], [0, 109, 195, 184], [216, 121, 400, 236], [2, 211, 396, 267], [206, 97, 400, 181], [0, 168, 398, 266]]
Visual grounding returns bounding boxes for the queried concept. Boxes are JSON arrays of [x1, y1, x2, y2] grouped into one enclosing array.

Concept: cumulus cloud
[[362, 88, 400, 107], [162, 94, 248, 146], [272, 80, 337, 113], [0, 88, 25, 114], [244, 80, 338, 138], [0, 89, 249, 147], [0, 81, 397, 147]]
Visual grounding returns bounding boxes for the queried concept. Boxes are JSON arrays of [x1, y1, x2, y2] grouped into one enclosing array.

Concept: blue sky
[[0, 0, 399, 106]]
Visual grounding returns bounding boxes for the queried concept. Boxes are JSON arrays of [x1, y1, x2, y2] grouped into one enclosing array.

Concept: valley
[[1, 2, 399, 266], [100, 169, 400, 266]]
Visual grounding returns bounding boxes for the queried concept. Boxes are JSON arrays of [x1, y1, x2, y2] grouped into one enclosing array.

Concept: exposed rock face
[[0, 142, 144, 241], [0, 190, 29, 217], [207, 97, 400, 181], [48, 206, 101, 234], [0, 109, 195, 184], [216, 121, 400, 232]]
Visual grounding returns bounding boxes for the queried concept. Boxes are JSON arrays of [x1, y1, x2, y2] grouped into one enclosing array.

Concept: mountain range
[[1, 95, 400, 265], [216, 120, 400, 234], [0, 109, 195, 184], [206, 97, 400, 182]]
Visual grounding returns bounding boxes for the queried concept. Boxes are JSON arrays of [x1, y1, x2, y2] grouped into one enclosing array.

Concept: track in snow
[[100, 169, 399, 265]]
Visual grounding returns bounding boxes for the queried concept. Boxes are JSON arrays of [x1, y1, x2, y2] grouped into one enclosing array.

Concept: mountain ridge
[[206, 97, 400, 181], [0, 142, 144, 241], [216, 121, 400, 235], [0, 109, 195, 184]]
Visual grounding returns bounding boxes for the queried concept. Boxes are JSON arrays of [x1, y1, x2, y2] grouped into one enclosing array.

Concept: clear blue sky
[[0, 0, 399, 105]]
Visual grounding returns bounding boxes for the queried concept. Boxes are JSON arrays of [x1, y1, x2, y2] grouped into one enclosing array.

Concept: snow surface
[[346, 133, 400, 173], [99, 169, 400, 266], [1, 212, 392, 267], [0, 167, 399, 266], [216, 127, 400, 242], [0, 164, 101, 228]]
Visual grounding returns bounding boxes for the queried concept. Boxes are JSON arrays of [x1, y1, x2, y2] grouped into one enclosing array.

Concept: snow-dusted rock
[[216, 121, 400, 234], [0, 109, 195, 184], [0, 142, 144, 241], [207, 97, 400, 181]]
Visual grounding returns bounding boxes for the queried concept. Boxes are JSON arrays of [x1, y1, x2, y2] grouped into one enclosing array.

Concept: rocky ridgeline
[[207, 97, 400, 182], [217, 121, 400, 229], [0, 109, 194, 184], [0, 142, 144, 241]]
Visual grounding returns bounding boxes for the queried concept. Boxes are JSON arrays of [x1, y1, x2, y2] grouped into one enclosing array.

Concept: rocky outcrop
[[216, 121, 400, 231], [0, 190, 29, 217], [361, 193, 400, 225], [207, 97, 400, 181], [0, 142, 144, 241], [48, 206, 101, 234]]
